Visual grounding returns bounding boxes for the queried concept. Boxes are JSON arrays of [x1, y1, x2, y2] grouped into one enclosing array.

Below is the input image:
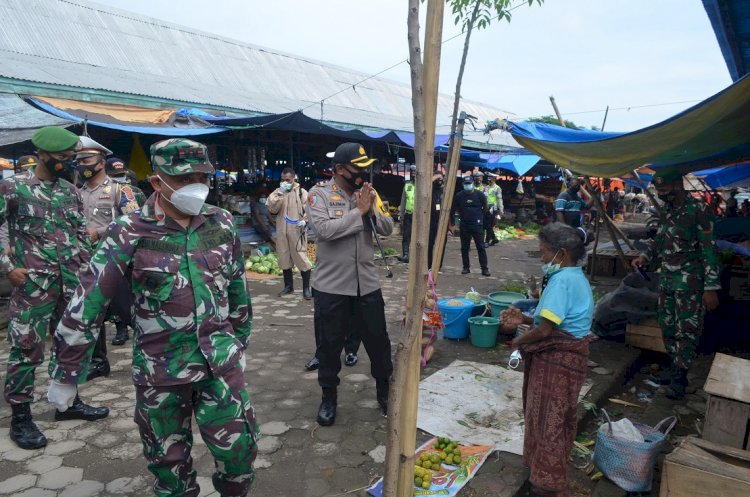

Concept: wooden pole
[[549, 96, 565, 127], [431, 112, 466, 286], [383, 2, 443, 496]]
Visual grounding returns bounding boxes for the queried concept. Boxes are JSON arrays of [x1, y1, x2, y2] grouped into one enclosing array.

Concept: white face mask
[[158, 176, 209, 216], [280, 181, 293, 192], [259, 197, 267, 205]]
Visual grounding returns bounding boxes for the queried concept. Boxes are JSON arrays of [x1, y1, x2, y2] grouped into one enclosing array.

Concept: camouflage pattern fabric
[[643, 195, 720, 370], [50, 193, 252, 386], [150, 139, 215, 176], [0, 167, 91, 404], [135, 366, 258, 497]]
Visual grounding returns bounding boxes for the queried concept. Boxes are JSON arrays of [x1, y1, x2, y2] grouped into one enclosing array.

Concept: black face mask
[[341, 167, 368, 189], [433, 179, 444, 188], [43, 156, 73, 178], [77, 163, 100, 180]]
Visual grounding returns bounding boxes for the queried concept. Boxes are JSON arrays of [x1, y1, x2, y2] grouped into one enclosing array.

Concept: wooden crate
[[625, 319, 667, 353], [660, 436, 750, 497], [587, 249, 641, 278], [702, 353, 750, 450]]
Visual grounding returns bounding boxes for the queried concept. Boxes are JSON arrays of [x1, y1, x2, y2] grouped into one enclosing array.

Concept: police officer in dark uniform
[[450, 176, 490, 276], [307, 143, 394, 426]]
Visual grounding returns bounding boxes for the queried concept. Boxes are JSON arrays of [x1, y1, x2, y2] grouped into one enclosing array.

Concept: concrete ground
[[0, 233, 641, 497]]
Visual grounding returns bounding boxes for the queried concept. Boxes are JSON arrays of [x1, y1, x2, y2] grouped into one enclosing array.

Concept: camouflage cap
[[31, 126, 79, 153], [150, 138, 215, 175], [652, 168, 683, 187]]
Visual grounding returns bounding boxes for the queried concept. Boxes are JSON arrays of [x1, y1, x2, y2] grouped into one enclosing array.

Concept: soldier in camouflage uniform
[[77, 140, 146, 357], [0, 127, 109, 451], [0, 155, 37, 251], [633, 168, 720, 400], [48, 138, 258, 497]]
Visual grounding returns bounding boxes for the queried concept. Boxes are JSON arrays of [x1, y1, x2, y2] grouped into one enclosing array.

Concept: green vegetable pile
[[244, 253, 283, 276], [494, 221, 541, 240], [374, 248, 399, 259]]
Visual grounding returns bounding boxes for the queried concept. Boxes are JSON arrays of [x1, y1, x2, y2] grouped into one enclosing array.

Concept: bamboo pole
[[383, 2, 443, 496], [430, 112, 466, 286]]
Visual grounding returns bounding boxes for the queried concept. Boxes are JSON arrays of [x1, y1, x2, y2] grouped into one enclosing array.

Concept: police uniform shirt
[[451, 190, 487, 226], [308, 179, 394, 296], [80, 176, 140, 236]]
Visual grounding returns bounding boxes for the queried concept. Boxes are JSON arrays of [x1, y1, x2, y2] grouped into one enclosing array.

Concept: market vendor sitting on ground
[[632, 167, 720, 400], [501, 222, 594, 497], [267, 167, 313, 299], [48, 138, 258, 497], [556, 177, 595, 228]]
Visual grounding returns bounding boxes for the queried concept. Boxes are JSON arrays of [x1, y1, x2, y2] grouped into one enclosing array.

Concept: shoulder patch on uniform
[[121, 185, 137, 203], [309, 194, 318, 207]]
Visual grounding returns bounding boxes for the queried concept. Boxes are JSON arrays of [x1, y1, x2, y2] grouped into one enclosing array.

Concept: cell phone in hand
[[635, 265, 650, 281]]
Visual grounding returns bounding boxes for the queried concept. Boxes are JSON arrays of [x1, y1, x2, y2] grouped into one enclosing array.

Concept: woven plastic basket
[[592, 409, 676, 492]]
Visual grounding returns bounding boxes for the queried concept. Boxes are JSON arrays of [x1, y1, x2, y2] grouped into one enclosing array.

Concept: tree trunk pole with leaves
[[382, 1, 444, 496]]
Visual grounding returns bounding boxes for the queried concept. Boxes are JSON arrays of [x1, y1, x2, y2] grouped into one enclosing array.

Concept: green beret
[[652, 168, 683, 186], [31, 126, 79, 153]]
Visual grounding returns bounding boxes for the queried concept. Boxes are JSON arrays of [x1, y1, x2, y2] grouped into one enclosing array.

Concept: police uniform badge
[[309, 194, 318, 207], [103, 185, 112, 194]]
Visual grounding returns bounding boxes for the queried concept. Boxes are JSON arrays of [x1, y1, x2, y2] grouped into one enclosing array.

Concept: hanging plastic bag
[[516, 179, 524, 195]]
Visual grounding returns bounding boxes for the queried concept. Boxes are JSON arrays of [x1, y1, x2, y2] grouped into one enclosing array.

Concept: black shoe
[[9, 403, 47, 450], [647, 372, 671, 386], [481, 269, 491, 277], [344, 353, 358, 367], [397, 255, 409, 263], [279, 269, 294, 297], [461, 268, 470, 275], [301, 270, 313, 300], [304, 356, 320, 371], [317, 389, 337, 426], [111, 326, 129, 346], [54, 395, 109, 421], [488, 239, 499, 246], [376, 381, 389, 417], [86, 360, 111, 381], [665, 367, 688, 400]]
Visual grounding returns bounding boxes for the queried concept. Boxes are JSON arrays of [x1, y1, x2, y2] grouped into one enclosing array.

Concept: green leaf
[[457, 420, 474, 429]]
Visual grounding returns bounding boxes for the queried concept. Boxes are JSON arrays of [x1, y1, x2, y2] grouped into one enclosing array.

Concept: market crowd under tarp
[[502, 74, 750, 179]]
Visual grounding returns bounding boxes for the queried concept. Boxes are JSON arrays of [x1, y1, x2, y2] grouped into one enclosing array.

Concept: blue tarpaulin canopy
[[504, 74, 750, 178], [702, 162, 750, 188]]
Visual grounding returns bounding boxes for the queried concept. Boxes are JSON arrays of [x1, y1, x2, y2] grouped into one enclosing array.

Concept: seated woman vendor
[[500, 223, 594, 497]]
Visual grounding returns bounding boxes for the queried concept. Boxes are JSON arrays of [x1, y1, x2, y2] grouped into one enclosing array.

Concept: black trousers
[[484, 210, 498, 243], [460, 224, 488, 271], [314, 289, 393, 389], [427, 222, 445, 271], [401, 213, 413, 256]]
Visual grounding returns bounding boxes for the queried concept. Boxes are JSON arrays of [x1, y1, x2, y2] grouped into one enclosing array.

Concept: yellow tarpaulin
[[128, 135, 152, 180], [34, 96, 175, 124]]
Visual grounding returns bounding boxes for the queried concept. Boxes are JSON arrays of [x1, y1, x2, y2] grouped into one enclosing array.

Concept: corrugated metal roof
[[0, 92, 73, 145], [0, 0, 518, 135]]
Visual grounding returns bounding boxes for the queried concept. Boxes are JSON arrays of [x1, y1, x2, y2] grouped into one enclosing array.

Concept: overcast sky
[[95, 0, 731, 132]]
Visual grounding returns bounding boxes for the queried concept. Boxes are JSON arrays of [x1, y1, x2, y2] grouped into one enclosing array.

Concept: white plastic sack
[[602, 418, 645, 443]]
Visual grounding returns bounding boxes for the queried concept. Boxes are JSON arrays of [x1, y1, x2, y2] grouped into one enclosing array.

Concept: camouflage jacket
[[0, 167, 91, 286], [643, 195, 721, 291], [50, 193, 252, 386]]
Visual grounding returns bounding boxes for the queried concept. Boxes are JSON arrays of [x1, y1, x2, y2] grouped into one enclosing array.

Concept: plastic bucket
[[470, 299, 488, 317], [469, 316, 500, 348], [487, 291, 526, 318], [437, 298, 473, 339]]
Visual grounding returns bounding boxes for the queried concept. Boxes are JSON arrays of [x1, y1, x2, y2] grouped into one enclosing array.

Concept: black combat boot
[[111, 322, 129, 346], [301, 270, 313, 300], [397, 249, 409, 263], [55, 394, 110, 421], [666, 366, 689, 400], [87, 326, 111, 381], [279, 269, 294, 297], [376, 380, 389, 417], [317, 388, 337, 426], [9, 403, 47, 450]]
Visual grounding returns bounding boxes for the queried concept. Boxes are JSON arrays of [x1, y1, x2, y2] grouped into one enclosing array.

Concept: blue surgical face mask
[[463, 183, 474, 191], [542, 250, 562, 275]]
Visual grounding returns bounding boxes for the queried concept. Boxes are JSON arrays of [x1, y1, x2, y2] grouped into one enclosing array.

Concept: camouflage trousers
[[134, 366, 259, 497], [4, 276, 71, 405], [658, 288, 705, 371]]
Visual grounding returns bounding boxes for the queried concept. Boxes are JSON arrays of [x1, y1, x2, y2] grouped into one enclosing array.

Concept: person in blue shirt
[[555, 178, 594, 228], [501, 222, 594, 497], [449, 176, 490, 276]]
